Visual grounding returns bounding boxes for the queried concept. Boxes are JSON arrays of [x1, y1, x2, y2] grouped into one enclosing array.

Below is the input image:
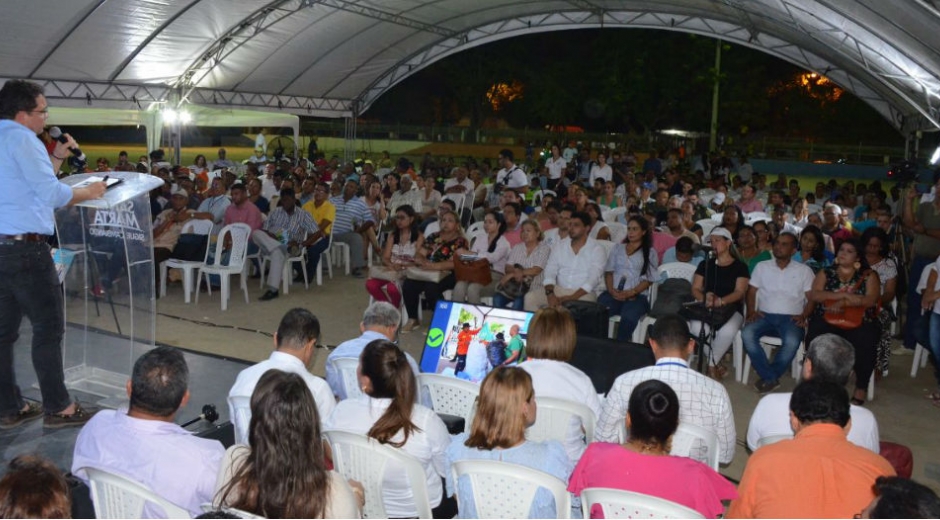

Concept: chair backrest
[[579, 487, 704, 519], [669, 422, 720, 470], [452, 459, 571, 519], [228, 394, 251, 447], [443, 193, 465, 215], [82, 467, 191, 519], [211, 223, 251, 270], [533, 189, 557, 207], [658, 261, 697, 282], [601, 206, 628, 224], [324, 430, 433, 519], [527, 397, 596, 446], [423, 220, 441, 238], [417, 373, 479, 429], [181, 219, 214, 236], [332, 357, 363, 400], [756, 434, 793, 448], [466, 221, 484, 236], [606, 222, 628, 244], [695, 219, 716, 236]]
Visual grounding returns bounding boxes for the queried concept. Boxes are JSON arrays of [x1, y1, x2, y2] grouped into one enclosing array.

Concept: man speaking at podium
[[0, 79, 107, 430]]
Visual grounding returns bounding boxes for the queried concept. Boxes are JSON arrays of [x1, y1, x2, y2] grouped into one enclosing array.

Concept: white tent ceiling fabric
[[2, 0, 940, 132]]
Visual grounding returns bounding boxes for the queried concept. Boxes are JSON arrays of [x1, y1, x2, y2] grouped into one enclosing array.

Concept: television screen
[[418, 300, 534, 383]]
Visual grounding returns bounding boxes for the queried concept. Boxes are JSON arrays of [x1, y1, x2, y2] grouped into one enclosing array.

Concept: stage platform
[[0, 321, 249, 476]]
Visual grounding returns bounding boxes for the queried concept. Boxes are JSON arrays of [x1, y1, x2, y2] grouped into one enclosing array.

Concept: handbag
[[680, 301, 738, 329], [404, 266, 450, 283], [496, 274, 532, 300], [369, 265, 403, 282], [823, 270, 872, 330], [453, 257, 492, 285]]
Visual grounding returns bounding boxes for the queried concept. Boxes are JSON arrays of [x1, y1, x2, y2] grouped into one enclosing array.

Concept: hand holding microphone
[[48, 126, 87, 166]]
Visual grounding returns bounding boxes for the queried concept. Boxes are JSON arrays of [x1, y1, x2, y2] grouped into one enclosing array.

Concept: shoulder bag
[[823, 270, 873, 330]]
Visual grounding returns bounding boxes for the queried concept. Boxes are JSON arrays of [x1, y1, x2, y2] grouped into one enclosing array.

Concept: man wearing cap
[[0, 79, 108, 429], [154, 189, 195, 292], [741, 231, 815, 393], [710, 191, 727, 212], [822, 203, 853, 251], [247, 148, 267, 164]]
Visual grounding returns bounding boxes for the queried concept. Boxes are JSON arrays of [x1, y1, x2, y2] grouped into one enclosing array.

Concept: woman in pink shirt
[[568, 380, 736, 518]]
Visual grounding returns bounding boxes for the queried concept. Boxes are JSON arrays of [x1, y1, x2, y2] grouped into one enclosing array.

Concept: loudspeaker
[[569, 336, 656, 395]]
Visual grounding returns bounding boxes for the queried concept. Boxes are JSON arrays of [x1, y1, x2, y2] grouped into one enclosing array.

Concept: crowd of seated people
[[38, 144, 940, 518]]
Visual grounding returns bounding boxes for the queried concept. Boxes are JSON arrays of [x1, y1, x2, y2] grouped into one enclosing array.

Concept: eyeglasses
[[30, 107, 49, 116]]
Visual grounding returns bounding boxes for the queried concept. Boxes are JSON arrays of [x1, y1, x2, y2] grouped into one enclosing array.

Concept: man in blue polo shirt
[[330, 179, 375, 278], [0, 79, 106, 429]]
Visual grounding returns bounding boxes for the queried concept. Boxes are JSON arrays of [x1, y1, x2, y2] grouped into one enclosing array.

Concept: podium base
[[60, 364, 128, 409]]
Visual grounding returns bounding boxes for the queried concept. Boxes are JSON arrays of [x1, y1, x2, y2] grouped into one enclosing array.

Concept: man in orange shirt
[[728, 379, 895, 519], [453, 322, 480, 377]]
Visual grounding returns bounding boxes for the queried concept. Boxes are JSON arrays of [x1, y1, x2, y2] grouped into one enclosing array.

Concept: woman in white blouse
[[325, 340, 454, 518], [588, 152, 613, 185], [597, 215, 658, 341], [520, 306, 602, 464], [418, 173, 443, 223], [452, 209, 511, 304]]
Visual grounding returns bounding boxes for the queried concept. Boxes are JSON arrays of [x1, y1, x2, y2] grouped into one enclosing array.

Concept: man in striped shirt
[[330, 180, 375, 278], [254, 188, 321, 300]]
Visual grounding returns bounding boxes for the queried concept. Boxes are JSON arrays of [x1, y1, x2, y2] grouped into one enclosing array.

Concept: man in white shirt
[[443, 166, 475, 216], [326, 302, 420, 400], [72, 347, 224, 517], [595, 315, 736, 465], [542, 204, 572, 249], [495, 148, 528, 196], [746, 333, 880, 453], [228, 308, 335, 443], [741, 231, 816, 392], [524, 211, 606, 311]]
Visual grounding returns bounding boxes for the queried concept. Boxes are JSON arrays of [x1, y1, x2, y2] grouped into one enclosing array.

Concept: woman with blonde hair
[[521, 307, 601, 463], [445, 367, 571, 519]]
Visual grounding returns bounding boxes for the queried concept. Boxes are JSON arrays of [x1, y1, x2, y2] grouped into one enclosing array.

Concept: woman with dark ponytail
[[568, 379, 736, 518], [325, 340, 454, 518]]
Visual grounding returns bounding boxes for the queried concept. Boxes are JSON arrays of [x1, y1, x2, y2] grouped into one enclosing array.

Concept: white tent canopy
[[47, 106, 299, 154], [3, 1, 940, 134]]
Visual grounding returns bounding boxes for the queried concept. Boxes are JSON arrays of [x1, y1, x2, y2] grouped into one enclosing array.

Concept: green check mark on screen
[[427, 328, 445, 348]]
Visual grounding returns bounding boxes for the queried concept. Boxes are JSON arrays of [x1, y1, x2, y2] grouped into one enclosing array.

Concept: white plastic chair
[[696, 219, 716, 236], [159, 219, 214, 303], [423, 220, 440, 238], [669, 422, 720, 471], [227, 394, 251, 447], [526, 397, 596, 446], [443, 193, 465, 216], [417, 373, 479, 431], [195, 223, 251, 311], [451, 459, 571, 519], [756, 434, 793, 449], [579, 487, 704, 519], [82, 467, 191, 519], [601, 206, 628, 224], [734, 334, 804, 385], [911, 343, 931, 377], [606, 221, 628, 244], [316, 232, 336, 285], [325, 430, 433, 519], [258, 233, 310, 294], [630, 262, 698, 343], [532, 189, 557, 207], [332, 241, 352, 275], [330, 356, 363, 400], [467, 221, 484, 236]]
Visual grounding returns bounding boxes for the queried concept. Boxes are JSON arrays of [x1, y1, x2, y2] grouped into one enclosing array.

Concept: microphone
[[180, 404, 219, 428], [48, 127, 86, 164]]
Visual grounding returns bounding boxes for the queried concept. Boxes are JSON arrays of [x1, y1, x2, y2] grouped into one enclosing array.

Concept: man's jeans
[[928, 313, 940, 387], [0, 242, 71, 416], [741, 313, 806, 382]]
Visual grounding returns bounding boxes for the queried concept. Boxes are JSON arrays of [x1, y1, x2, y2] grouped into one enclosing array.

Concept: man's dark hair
[[546, 200, 563, 213], [440, 198, 457, 212], [276, 308, 320, 349], [570, 210, 591, 227], [560, 203, 576, 215], [789, 379, 850, 427], [675, 236, 694, 254], [648, 315, 691, 351], [279, 188, 296, 200], [499, 149, 514, 162], [870, 476, 940, 519], [0, 80, 43, 120], [503, 202, 522, 217], [130, 347, 189, 417], [230, 183, 246, 193]]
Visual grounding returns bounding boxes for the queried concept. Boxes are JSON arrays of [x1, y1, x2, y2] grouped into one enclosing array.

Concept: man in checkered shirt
[[595, 314, 736, 465]]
